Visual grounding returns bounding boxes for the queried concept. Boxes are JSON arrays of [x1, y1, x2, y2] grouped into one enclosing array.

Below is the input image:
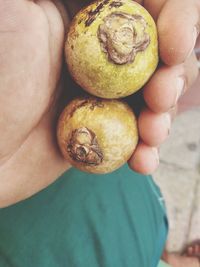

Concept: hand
[[64, 0, 199, 175], [127, 0, 199, 174], [0, 0, 70, 207], [0, 0, 199, 207], [0, 0, 67, 160]]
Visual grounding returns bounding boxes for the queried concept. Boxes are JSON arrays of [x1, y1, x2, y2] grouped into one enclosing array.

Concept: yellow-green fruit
[[65, 0, 158, 99], [57, 98, 138, 174]]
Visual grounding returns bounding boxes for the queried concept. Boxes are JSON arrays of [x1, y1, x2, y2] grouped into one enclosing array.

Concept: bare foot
[[183, 241, 200, 261], [162, 242, 200, 267], [163, 253, 199, 267]]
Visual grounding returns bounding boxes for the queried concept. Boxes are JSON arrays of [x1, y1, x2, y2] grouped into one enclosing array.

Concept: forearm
[[0, 111, 70, 208]]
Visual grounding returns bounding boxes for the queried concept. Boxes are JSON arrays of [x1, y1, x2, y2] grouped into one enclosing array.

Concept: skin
[[0, 0, 199, 208], [162, 243, 200, 267]]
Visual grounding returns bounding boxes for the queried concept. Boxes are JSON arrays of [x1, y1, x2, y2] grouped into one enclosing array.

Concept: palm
[[0, 1, 70, 206], [0, 1, 64, 161]]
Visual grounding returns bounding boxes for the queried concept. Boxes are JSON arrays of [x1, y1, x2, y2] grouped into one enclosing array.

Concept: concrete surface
[[153, 107, 200, 253]]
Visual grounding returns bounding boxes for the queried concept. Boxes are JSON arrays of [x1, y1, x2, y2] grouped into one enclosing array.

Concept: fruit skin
[[65, 0, 158, 99], [57, 98, 138, 174]]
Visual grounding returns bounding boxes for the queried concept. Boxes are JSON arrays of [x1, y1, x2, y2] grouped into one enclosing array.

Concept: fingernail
[[163, 113, 171, 136], [151, 147, 159, 165], [174, 77, 185, 104], [169, 106, 177, 122], [186, 26, 198, 59]]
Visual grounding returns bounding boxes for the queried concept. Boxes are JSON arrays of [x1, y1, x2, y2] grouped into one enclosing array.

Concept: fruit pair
[[57, 0, 158, 173]]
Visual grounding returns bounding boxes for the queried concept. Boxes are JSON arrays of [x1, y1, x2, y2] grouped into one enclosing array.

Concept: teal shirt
[[0, 165, 168, 267]]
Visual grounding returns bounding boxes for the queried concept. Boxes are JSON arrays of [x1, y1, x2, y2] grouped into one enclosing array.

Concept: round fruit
[[65, 0, 158, 99], [57, 97, 138, 173]]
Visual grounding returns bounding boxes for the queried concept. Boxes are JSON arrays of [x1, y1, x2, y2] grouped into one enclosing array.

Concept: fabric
[[0, 164, 168, 267], [158, 260, 171, 267]]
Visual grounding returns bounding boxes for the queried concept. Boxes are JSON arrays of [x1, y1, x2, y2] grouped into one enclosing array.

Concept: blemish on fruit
[[98, 12, 150, 64], [67, 127, 103, 165]]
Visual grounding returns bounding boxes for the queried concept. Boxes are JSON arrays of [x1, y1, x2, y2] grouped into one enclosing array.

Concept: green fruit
[[65, 0, 158, 98], [57, 97, 138, 174]]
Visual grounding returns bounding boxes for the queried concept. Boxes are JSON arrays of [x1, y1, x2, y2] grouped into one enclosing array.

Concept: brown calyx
[[68, 98, 104, 118], [67, 127, 103, 165], [85, 0, 110, 27], [98, 12, 150, 65], [109, 2, 123, 8]]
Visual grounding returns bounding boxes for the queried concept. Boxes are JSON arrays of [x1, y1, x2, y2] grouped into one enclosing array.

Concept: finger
[[128, 142, 159, 175], [52, 0, 70, 29], [143, 52, 199, 113], [184, 51, 199, 89], [158, 0, 200, 66], [143, 0, 166, 21], [138, 109, 171, 147], [170, 105, 178, 121], [37, 0, 65, 70]]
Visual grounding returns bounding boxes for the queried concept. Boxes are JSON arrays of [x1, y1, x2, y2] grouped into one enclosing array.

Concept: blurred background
[[153, 39, 200, 253]]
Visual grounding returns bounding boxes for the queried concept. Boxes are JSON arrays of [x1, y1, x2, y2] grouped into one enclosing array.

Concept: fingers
[[36, 0, 66, 71], [128, 143, 159, 175], [52, 0, 70, 29], [130, 52, 198, 174], [128, 105, 178, 175], [143, 52, 199, 113], [128, 108, 176, 175], [143, 65, 185, 113], [133, 53, 198, 174], [184, 52, 199, 88], [138, 109, 171, 146], [143, 0, 166, 21], [131, 0, 200, 175], [157, 0, 200, 66]]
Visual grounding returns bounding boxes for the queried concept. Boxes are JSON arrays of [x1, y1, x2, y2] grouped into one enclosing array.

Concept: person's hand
[[0, 0, 70, 207], [0, 0, 63, 161], [128, 0, 199, 174], [64, 0, 199, 175], [0, 0, 199, 207], [128, 0, 200, 174]]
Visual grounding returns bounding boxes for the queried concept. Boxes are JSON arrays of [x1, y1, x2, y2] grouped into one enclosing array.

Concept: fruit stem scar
[[98, 12, 150, 65], [109, 2, 123, 8], [67, 127, 103, 165], [85, 0, 110, 27], [68, 98, 104, 118]]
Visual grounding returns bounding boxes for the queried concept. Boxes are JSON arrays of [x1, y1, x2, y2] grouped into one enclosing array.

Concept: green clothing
[[158, 260, 171, 267], [0, 164, 168, 267]]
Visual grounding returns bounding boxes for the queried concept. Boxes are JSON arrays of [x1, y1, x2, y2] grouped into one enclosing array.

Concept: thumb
[[0, 1, 30, 31], [157, 0, 200, 66]]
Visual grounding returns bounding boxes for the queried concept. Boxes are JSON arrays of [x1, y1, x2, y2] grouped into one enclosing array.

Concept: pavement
[[153, 94, 200, 252]]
